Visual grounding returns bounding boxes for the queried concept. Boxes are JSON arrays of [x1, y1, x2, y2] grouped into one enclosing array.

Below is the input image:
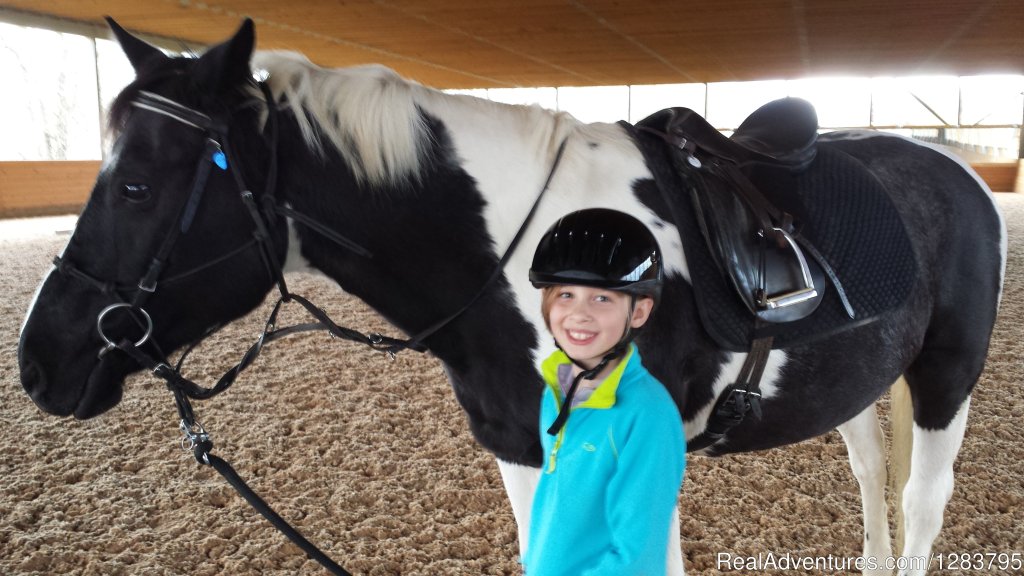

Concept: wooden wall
[[0, 161, 101, 218], [972, 162, 1020, 193], [0, 159, 1019, 219]]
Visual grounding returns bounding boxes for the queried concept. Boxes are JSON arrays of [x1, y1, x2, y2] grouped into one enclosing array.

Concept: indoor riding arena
[[1, 2, 1023, 575]]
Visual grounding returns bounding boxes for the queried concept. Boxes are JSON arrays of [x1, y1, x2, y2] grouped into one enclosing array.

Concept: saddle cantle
[[732, 97, 819, 170]]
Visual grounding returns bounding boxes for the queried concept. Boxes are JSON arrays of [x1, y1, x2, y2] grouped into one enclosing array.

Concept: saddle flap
[[691, 168, 826, 323]]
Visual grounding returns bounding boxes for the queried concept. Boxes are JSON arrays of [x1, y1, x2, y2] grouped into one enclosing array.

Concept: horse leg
[[897, 394, 971, 575], [667, 505, 685, 575], [496, 459, 540, 558], [837, 400, 892, 576], [897, 341, 979, 575], [889, 377, 913, 555]]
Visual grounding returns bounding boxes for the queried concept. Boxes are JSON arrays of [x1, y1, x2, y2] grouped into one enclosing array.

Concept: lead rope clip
[[367, 333, 397, 360], [179, 420, 212, 464]]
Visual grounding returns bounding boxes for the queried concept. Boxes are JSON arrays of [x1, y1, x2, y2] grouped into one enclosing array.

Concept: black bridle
[[52, 82, 567, 574]]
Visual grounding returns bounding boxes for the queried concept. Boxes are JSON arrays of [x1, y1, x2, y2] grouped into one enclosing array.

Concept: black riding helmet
[[530, 208, 664, 436], [530, 208, 663, 301]]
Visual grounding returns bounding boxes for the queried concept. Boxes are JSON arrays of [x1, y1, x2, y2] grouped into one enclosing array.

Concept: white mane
[[253, 51, 431, 186]]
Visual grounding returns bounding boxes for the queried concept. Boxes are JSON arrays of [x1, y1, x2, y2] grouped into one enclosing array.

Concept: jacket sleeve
[[582, 395, 686, 576]]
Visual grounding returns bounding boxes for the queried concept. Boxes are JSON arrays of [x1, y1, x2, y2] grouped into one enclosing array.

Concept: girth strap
[[687, 335, 773, 453]]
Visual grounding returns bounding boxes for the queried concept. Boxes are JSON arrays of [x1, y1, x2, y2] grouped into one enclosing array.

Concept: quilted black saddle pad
[[633, 128, 918, 351]]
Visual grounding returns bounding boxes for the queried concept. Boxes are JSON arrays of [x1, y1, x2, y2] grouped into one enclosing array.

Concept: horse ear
[[105, 17, 166, 73], [194, 19, 255, 94]]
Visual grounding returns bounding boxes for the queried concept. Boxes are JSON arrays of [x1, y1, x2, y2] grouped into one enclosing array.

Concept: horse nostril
[[20, 356, 43, 393], [19, 354, 73, 416]]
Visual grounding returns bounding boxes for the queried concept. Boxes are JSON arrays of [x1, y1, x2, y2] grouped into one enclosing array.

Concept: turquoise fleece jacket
[[522, 344, 686, 576]]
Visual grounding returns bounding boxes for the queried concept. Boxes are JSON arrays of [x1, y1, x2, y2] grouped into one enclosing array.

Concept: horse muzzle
[[18, 322, 130, 419]]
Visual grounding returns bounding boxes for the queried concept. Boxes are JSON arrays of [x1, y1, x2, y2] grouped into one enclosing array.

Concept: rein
[[56, 83, 568, 574]]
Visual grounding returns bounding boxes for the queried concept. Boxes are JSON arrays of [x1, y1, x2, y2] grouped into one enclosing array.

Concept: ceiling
[[1, 1, 1023, 89]]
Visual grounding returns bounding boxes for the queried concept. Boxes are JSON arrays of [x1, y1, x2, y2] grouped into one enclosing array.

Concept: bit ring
[[96, 303, 153, 349]]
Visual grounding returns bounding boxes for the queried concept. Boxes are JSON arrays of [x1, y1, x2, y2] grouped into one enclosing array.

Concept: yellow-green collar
[[540, 344, 636, 410]]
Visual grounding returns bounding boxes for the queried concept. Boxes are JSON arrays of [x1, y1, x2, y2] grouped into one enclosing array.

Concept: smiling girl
[[522, 208, 686, 576]]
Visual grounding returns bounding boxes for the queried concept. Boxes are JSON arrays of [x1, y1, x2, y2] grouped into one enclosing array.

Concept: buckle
[[152, 362, 175, 379], [138, 259, 163, 293]]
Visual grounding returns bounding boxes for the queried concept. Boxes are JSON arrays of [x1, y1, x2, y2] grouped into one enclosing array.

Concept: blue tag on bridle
[[212, 150, 228, 170]]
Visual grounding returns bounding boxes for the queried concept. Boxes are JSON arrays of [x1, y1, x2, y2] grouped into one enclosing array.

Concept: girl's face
[[546, 285, 653, 370]]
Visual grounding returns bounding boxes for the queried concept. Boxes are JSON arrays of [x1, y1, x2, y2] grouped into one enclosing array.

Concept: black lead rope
[[118, 323, 357, 576], [204, 452, 351, 576], [164, 374, 351, 576]]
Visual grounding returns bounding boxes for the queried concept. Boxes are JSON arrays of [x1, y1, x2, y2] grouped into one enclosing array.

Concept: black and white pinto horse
[[18, 20, 1005, 575]]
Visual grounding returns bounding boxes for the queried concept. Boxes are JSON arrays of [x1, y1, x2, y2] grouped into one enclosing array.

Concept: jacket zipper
[[546, 427, 565, 473]]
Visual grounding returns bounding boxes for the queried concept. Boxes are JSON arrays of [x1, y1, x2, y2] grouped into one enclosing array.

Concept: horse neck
[[270, 101, 550, 347], [419, 95, 575, 236]]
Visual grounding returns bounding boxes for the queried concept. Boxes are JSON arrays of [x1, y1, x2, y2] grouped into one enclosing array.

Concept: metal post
[[91, 37, 105, 161], [1018, 93, 1023, 159]]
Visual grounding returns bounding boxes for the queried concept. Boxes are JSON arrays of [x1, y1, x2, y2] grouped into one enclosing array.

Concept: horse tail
[[889, 375, 914, 556]]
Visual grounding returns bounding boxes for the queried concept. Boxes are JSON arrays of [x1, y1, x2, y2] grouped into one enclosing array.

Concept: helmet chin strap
[[546, 295, 638, 436]]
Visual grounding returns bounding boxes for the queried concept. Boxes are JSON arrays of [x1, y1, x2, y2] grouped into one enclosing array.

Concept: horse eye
[[121, 184, 152, 204]]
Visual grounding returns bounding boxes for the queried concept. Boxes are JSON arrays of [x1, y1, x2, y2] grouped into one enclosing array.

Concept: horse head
[[18, 19, 285, 418]]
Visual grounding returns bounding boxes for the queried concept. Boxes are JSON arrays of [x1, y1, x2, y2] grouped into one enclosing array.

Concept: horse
[[17, 19, 1005, 576]]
